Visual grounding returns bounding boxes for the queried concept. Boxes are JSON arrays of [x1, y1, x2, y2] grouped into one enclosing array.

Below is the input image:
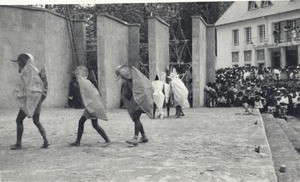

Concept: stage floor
[[0, 107, 276, 181]]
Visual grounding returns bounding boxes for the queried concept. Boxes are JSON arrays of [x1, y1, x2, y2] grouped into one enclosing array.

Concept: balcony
[[232, 34, 300, 50], [252, 34, 300, 49]]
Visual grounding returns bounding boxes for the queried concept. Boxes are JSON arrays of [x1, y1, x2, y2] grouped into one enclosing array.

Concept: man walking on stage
[[10, 53, 49, 150], [115, 65, 153, 146]]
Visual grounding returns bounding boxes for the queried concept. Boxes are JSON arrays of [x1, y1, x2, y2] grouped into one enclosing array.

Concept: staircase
[[262, 114, 300, 182]]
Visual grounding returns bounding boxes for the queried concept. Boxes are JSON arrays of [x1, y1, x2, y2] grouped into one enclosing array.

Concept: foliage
[[31, 2, 233, 72]]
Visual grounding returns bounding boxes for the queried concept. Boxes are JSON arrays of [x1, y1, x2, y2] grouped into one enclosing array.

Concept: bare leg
[[10, 109, 26, 150], [167, 101, 170, 117], [33, 113, 49, 148], [153, 103, 156, 119], [91, 119, 110, 144], [70, 116, 86, 146]]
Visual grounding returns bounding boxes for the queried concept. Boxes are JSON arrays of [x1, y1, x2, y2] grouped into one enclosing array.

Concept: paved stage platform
[[0, 107, 276, 181]]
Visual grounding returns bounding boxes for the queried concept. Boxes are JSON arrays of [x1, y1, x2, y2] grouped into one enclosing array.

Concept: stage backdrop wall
[[0, 6, 86, 109], [97, 13, 140, 109]]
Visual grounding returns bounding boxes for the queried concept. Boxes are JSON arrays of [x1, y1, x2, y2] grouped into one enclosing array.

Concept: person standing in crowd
[[70, 66, 111, 147], [292, 27, 297, 43], [152, 74, 165, 119], [115, 65, 153, 146], [10, 53, 49, 150], [66, 75, 83, 109], [168, 68, 189, 118], [284, 26, 290, 42], [273, 27, 280, 44]]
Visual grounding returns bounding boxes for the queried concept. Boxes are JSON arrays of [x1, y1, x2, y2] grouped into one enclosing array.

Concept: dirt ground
[[0, 107, 276, 182]]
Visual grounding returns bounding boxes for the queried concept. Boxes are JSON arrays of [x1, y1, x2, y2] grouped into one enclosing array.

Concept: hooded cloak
[[76, 66, 108, 121]]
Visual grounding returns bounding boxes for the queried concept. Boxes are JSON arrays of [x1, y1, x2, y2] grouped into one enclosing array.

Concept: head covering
[[75, 65, 89, 79], [11, 53, 34, 64], [11, 53, 35, 73], [115, 65, 132, 81], [168, 68, 179, 79]]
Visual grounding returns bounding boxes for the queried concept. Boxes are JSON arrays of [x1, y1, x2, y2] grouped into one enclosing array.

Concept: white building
[[215, 0, 300, 69]]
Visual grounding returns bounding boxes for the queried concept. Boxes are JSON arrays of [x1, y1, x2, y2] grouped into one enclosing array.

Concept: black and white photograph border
[[0, 0, 300, 181]]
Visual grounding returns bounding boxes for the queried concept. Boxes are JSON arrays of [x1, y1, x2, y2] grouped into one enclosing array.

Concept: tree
[[34, 2, 233, 71]]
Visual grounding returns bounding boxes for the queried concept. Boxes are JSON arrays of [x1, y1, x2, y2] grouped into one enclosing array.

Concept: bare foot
[[69, 142, 80, 147], [40, 142, 50, 148], [10, 144, 22, 150], [101, 141, 112, 147]]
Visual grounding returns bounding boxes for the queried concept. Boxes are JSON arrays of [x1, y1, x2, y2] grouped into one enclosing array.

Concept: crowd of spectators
[[205, 65, 300, 120]]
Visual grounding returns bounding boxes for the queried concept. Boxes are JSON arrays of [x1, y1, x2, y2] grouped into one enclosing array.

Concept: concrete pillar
[[97, 13, 131, 109], [148, 16, 170, 81], [129, 23, 140, 69], [252, 49, 257, 66], [192, 16, 207, 107], [298, 45, 300, 65], [265, 48, 271, 67], [239, 51, 244, 67], [206, 26, 216, 83], [73, 20, 87, 66], [280, 47, 286, 68]]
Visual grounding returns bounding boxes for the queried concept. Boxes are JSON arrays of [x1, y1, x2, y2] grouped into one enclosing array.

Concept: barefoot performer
[[115, 65, 153, 146], [10, 53, 49, 150], [70, 66, 111, 147]]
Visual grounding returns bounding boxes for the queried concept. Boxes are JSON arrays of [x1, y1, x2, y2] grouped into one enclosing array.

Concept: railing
[[231, 34, 300, 50]]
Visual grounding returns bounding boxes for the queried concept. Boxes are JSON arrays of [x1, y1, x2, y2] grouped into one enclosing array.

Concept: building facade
[[215, 1, 300, 69]]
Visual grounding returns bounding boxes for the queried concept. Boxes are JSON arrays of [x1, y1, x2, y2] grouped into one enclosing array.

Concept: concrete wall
[[0, 6, 77, 109], [148, 17, 170, 81], [97, 13, 140, 109], [216, 10, 300, 69], [192, 16, 216, 107], [192, 16, 207, 107]]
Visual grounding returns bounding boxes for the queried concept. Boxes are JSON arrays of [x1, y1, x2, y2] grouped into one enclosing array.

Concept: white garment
[[152, 80, 165, 118], [243, 71, 250, 80], [164, 83, 171, 103], [170, 78, 189, 108], [279, 96, 289, 105]]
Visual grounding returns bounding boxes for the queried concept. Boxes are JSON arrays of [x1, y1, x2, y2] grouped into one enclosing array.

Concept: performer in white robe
[[152, 75, 165, 119], [168, 68, 189, 118]]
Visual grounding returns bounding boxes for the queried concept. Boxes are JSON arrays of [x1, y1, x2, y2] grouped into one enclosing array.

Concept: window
[[287, 20, 296, 29], [233, 29, 239, 46], [245, 27, 252, 44], [257, 50, 265, 61], [232, 52, 239, 63], [248, 1, 258, 10], [244, 51, 252, 62], [274, 22, 281, 33], [262, 1, 272, 7], [258, 25, 266, 43]]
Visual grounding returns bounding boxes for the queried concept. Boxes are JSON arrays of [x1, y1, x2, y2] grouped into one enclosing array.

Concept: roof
[[215, 1, 300, 26]]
